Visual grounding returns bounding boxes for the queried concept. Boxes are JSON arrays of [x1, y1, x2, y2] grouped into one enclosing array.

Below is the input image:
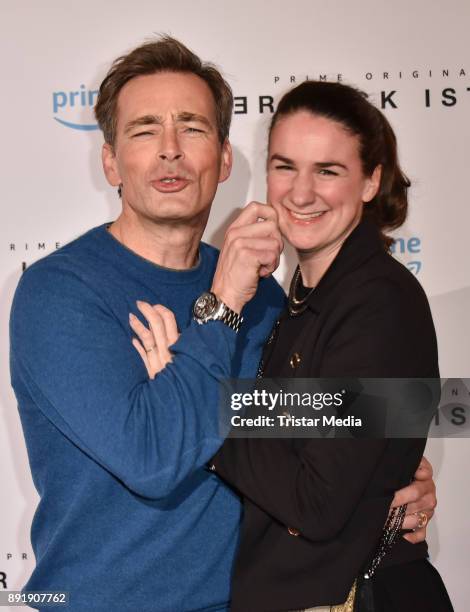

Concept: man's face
[[102, 71, 232, 228]]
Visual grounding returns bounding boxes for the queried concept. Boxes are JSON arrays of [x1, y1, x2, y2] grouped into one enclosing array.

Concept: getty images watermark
[[218, 378, 469, 438]]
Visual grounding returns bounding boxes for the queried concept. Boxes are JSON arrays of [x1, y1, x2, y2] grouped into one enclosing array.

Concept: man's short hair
[[95, 35, 233, 147]]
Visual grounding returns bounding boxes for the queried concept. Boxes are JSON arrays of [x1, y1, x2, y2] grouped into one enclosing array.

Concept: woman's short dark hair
[[269, 81, 410, 247], [95, 35, 233, 147]]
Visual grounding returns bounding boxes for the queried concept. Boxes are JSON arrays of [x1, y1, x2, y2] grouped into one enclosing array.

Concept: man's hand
[[211, 202, 283, 313], [390, 456, 437, 543]]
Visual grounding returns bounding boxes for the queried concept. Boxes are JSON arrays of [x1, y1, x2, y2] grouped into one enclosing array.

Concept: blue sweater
[[10, 225, 285, 612]]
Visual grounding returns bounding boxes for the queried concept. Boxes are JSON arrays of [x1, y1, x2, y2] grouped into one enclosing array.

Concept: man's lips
[[150, 176, 190, 193]]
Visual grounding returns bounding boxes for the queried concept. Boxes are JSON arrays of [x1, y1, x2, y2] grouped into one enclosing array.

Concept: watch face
[[193, 292, 217, 320]]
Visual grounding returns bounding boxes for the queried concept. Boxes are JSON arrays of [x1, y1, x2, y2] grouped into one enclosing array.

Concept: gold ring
[[145, 344, 157, 353], [417, 511, 428, 529]]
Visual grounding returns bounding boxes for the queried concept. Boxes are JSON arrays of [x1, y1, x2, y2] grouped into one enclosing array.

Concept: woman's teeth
[[290, 210, 325, 220]]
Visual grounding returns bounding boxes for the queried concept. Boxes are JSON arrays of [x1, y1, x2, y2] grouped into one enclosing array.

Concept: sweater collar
[[96, 223, 212, 285]]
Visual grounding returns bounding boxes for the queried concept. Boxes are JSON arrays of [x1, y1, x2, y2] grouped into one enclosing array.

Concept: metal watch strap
[[219, 303, 243, 333]]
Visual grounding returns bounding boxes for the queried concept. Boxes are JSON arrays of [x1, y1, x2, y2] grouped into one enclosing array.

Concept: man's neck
[[109, 213, 204, 270]]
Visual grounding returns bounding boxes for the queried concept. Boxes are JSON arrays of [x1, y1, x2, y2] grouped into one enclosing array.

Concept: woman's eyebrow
[[269, 154, 294, 164], [269, 154, 348, 170], [315, 161, 348, 170]]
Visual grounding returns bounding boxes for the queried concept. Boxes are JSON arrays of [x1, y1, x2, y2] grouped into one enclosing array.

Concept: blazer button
[[287, 526, 300, 536], [289, 352, 301, 369]]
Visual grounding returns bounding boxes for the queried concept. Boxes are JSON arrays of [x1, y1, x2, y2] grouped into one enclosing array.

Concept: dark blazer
[[213, 220, 439, 612]]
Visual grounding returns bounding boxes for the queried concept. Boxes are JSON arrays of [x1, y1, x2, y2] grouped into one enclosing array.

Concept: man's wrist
[[209, 286, 244, 314], [193, 291, 244, 333]]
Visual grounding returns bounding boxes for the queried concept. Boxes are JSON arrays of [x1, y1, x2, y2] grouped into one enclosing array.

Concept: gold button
[[287, 526, 300, 536], [290, 352, 301, 368]]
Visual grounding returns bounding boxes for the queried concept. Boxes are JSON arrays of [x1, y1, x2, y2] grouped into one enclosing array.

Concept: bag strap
[[363, 503, 407, 579]]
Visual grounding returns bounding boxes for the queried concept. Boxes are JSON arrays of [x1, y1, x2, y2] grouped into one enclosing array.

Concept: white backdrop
[[1, 1, 469, 610]]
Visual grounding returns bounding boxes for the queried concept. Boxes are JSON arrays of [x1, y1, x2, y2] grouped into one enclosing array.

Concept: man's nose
[[158, 127, 184, 162]]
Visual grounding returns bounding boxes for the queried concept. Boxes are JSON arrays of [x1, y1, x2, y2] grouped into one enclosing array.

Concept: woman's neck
[[297, 243, 341, 287]]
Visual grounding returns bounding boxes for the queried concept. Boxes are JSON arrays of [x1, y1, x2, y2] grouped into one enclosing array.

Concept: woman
[[131, 81, 452, 611]]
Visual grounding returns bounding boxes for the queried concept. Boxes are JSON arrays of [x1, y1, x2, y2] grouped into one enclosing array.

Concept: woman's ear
[[363, 165, 382, 203]]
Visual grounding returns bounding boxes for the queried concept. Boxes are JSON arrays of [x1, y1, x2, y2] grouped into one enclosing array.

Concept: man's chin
[[144, 208, 210, 228]]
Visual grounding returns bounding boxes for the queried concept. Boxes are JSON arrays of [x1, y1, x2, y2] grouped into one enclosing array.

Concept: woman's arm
[[213, 437, 389, 541]]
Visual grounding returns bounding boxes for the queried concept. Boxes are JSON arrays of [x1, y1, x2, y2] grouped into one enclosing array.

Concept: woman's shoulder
[[321, 248, 436, 352], [340, 248, 429, 308], [319, 250, 439, 377], [374, 248, 426, 288]]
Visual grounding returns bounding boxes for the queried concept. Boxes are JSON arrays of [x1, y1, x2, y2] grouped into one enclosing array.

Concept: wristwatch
[[193, 291, 243, 333]]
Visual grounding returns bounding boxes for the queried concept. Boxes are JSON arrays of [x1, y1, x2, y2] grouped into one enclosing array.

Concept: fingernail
[[129, 312, 136, 321]]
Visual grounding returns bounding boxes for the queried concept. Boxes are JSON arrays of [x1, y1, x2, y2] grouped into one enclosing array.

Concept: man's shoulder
[[247, 275, 286, 320], [13, 225, 109, 306], [23, 224, 106, 274], [259, 274, 286, 303]]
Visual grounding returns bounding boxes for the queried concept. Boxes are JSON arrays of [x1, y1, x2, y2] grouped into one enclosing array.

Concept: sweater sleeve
[[212, 277, 435, 541], [10, 263, 237, 500]]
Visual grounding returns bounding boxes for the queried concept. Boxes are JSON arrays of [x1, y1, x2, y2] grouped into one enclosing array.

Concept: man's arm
[[10, 263, 238, 500], [10, 204, 283, 501]]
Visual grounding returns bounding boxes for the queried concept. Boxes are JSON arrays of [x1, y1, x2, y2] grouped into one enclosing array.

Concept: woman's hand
[[129, 301, 179, 379], [390, 456, 436, 543]]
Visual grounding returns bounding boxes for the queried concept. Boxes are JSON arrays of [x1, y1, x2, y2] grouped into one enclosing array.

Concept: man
[[10, 36, 435, 611]]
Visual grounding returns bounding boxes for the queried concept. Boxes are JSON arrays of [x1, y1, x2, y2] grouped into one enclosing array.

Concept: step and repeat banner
[[1, 1, 469, 610]]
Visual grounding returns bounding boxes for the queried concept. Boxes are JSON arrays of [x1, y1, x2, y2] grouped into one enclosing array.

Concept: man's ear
[[363, 164, 382, 203], [218, 139, 233, 184], [102, 143, 122, 187]]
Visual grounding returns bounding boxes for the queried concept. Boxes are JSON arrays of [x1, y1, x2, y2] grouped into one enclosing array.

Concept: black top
[[213, 220, 439, 612]]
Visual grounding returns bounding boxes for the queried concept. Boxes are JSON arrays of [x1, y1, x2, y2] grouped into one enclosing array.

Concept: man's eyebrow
[[124, 112, 213, 133], [176, 112, 213, 129], [124, 115, 163, 133]]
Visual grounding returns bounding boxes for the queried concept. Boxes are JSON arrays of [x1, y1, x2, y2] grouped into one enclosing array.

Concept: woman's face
[[267, 111, 380, 257]]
